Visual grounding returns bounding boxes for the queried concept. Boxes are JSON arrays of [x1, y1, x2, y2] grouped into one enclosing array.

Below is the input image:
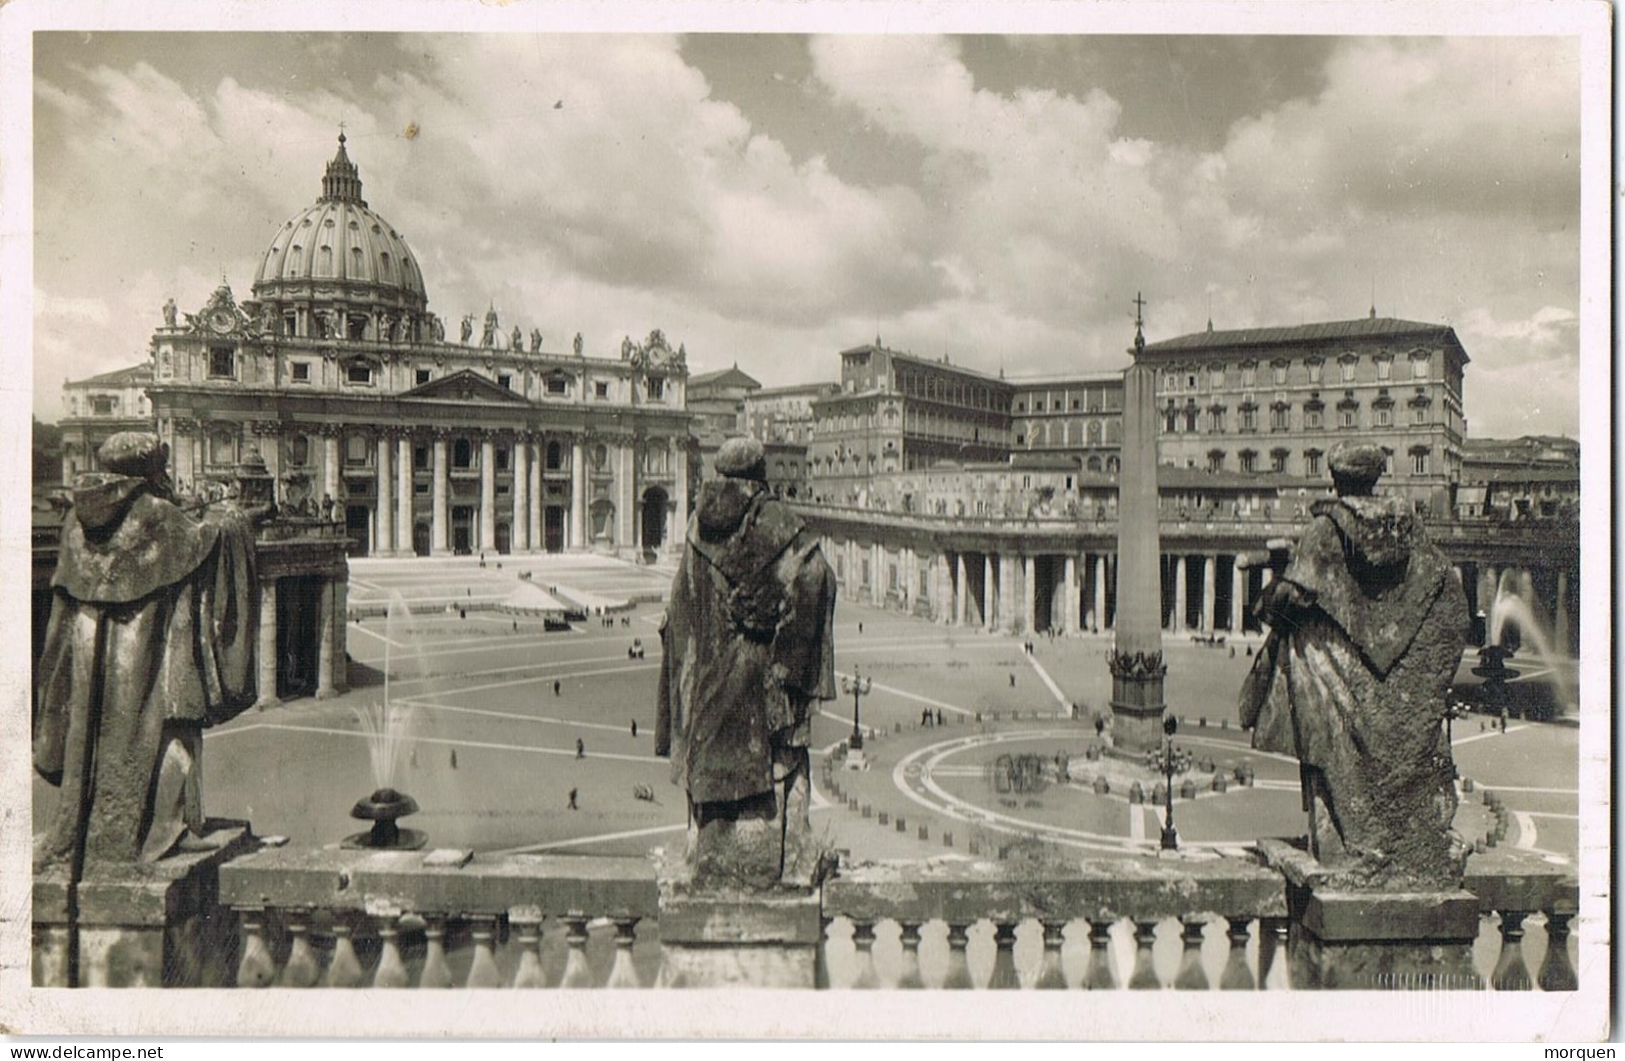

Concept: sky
[[31, 31, 1582, 437]]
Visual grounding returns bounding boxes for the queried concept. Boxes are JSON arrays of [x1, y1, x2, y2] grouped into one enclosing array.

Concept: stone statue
[[1240, 442, 1469, 889], [431, 315, 445, 343], [530, 329, 543, 353], [511, 325, 523, 351], [321, 492, 335, 521], [460, 315, 473, 344], [34, 432, 258, 870], [573, 332, 584, 357], [656, 437, 836, 888], [162, 297, 177, 328], [621, 336, 634, 361], [482, 308, 499, 348]]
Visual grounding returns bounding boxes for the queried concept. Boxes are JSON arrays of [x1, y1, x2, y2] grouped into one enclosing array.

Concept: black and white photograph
[[0, 0, 1610, 1045]]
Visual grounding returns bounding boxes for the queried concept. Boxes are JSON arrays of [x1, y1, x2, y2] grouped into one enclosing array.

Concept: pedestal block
[[33, 821, 256, 987], [655, 888, 823, 988], [1108, 651, 1167, 754]]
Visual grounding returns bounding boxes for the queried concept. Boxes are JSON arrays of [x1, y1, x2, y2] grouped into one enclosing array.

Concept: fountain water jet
[[1482, 573, 1574, 721], [342, 591, 427, 850]]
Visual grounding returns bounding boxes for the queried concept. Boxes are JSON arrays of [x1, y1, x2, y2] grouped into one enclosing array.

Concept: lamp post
[[842, 669, 873, 750], [1160, 714, 1179, 851]]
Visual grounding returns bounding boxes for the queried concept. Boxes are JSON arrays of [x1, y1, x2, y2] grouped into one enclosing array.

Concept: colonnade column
[[617, 442, 637, 551], [253, 578, 278, 710], [375, 434, 393, 556], [1172, 555, 1187, 633], [998, 554, 1017, 634], [316, 576, 336, 699], [936, 553, 951, 623], [570, 441, 587, 550], [1022, 556, 1036, 635], [512, 435, 529, 554], [1230, 559, 1246, 633], [1093, 555, 1107, 633], [956, 554, 968, 626], [431, 434, 449, 555], [527, 439, 542, 552], [984, 554, 996, 632], [872, 544, 884, 606], [479, 436, 497, 552], [396, 436, 413, 558], [1201, 554, 1216, 633], [1555, 569, 1572, 655], [1064, 555, 1079, 634], [672, 443, 690, 550], [332, 578, 349, 694]]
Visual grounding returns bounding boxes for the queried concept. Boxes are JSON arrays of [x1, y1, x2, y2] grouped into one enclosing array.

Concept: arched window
[[210, 428, 237, 466], [289, 435, 310, 466], [453, 438, 473, 469]]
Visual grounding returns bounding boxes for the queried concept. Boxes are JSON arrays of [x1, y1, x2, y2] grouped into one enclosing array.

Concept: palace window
[[289, 435, 310, 466], [284, 313, 297, 337], [545, 376, 568, 397], [1210, 366, 1225, 389], [209, 430, 237, 466], [1304, 450, 1323, 477], [1163, 408, 1177, 434], [1271, 449, 1289, 474], [413, 446, 428, 471], [91, 396, 114, 416], [453, 438, 474, 469], [347, 315, 366, 341], [1240, 406, 1257, 432], [1272, 363, 1288, 385], [1305, 408, 1323, 429], [546, 441, 564, 470], [1411, 449, 1430, 475], [1377, 357, 1392, 381], [595, 381, 609, 399], [1186, 373, 1199, 390], [1412, 355, 1430, 380], [347, 363, 373, 385], [416, 368, 431, 386], [1375, 406, 1393, 427], [1270, 406, 1290, 431], [1241, 364, 1257, 387], [1208, 408, 1226, 433], [646, 377, 665, 401], [1412, 404, 1428, 425], [292, 362, 311, 383], [1339, 406, 1358, 429], [1207, 450, 1225, 473], [1307, 360, 1323, 384], [1185, 407, 1199, 432], [1341, 358, 1357, 383], [1239, 450, 1258, 473], [345, 435, 368, 466], [496, 447, 510, 472], [209, 347, 236, 378], [498, 374, 512, 390]]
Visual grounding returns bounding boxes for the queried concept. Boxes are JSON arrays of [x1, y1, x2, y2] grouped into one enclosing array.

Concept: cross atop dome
[[321, 128, 366, 207]]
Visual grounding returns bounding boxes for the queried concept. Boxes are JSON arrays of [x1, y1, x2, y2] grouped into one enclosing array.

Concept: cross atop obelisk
[[1133, 291, 1147, 353]]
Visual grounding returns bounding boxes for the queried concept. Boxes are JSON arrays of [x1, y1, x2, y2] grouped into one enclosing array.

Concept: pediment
[[401, 369, 531, 404]]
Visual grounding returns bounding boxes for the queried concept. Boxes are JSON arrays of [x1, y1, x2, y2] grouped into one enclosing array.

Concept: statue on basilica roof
[[482, 306, 499, 348], [511, 325, 523, 352], [460, 315, 473, 344], [573, 332, 584, 357], [162, 297, 177, 328], [530, 329, 543, 353]]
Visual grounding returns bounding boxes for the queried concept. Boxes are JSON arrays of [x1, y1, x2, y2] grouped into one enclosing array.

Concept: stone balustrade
[[33, 835, 1579, 991]]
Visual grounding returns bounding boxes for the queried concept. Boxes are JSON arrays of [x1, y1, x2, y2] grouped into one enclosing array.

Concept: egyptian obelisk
[[1108, 294, 1167, 752]]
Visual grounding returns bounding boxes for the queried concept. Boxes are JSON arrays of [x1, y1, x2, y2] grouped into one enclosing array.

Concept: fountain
[[1477, 575, 1573, 722], [342, 591, 427, 851]]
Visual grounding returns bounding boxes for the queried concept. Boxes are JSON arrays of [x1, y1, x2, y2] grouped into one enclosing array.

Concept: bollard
[[1212, 775, 1227, 793], [1093, 776, 1110, 795], [1461, 777, 1475, 793], [1152, 783, 1168, 803], [1180, 779, 1198, 800], [1129, 782, 1144, 804]]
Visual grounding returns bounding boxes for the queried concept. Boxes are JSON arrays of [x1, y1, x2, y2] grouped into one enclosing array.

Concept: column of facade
[[431, 434, 450, 555], [616, 441, 637, 551], [1063, 555, 1079, 635], [1230, 557, 1246, 633], [332, 578, 349, 694], [169, 420, 194, 487], [527, 439, 543, 552], [375, 433, 393, 556], [872, 543, 884, 606], [396, 435, 413, 558], [1022, 556, 1037, 635], [1093, 555, 1107, 633], [1172, 555, 1187, 634], [322, 428, 341, 509], [672, 444, 689, 548], [511, 435, 529, 553], [955, 554, 968, 627], [570, 440, 587, 550], [253, 578, 278, 709], [984, 554, 996, 631], [935, 553, 951, 623], [479, 436, 497, 552], [1201, 554, 1216, 633]]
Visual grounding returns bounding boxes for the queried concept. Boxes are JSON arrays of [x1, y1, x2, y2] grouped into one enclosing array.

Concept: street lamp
[[1160, 714, 1179, 851], [842, 669, 873, 750]]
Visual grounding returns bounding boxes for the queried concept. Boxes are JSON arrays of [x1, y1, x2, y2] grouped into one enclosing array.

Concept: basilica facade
[[138, 135, 692, 558]]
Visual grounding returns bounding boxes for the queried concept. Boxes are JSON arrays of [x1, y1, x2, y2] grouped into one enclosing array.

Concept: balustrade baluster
[[987, 921, 1020, 989], [605, 918, 643, 988], [279, 910, 319, 988], [942, 922, 974, 989], [1083, 919, 1116, 990], [559, 915, 595, 988], [1128, 920, 1161, 990], [419, 917, 453, 989], [323, 919, 365, 988], [1490, 912, 1533, 991], [893, 921, 925, 989], [1174, 917, 1209, 990], [1218, 917, 1256, 990], [1259, 917, 1290, 990], [1536, 911, 1578, 991], [848, 919, 880, 989], [235, 907, 277, 988], [371, 915, 410, 988], [465, 919, 503, 988], [1034, 920, 1067, 989], [511, 920, 546, 988]]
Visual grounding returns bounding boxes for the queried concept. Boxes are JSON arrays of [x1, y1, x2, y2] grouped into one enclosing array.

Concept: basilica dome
[[251, 134, 429, 315]]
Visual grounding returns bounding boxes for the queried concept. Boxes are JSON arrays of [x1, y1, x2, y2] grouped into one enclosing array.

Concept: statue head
[[715, 436, 767, 483], [1328, 442, 1385, 497], [97, 431, 169, 486]]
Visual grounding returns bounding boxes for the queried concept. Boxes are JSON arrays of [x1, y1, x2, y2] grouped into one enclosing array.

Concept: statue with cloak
[[34, 431, 260, 872], [1240, 442, 1469, 889], [656, 437, 836, 889]]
